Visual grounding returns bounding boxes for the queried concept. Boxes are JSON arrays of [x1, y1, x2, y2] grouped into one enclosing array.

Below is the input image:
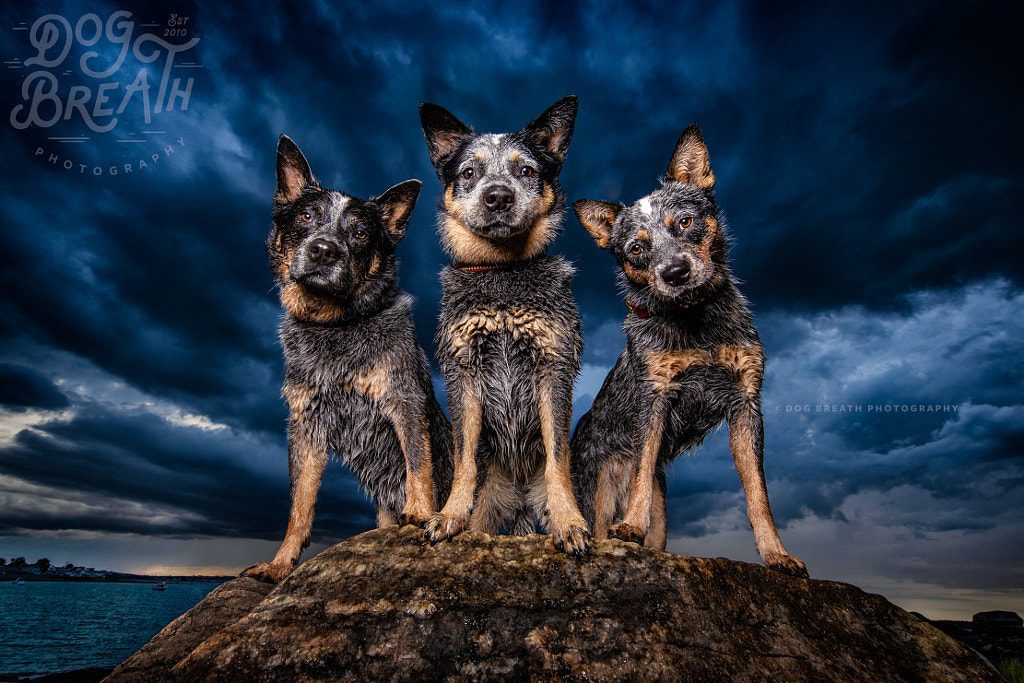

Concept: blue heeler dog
[[244, 135, 453, 582], [419, 96, 590, 555], [570, 125, 807, 577]]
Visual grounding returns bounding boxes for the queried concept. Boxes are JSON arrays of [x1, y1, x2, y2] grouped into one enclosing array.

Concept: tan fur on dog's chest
[[284, 364, 393, 417], [644, 344, 764, 395], [449, 306, 563, 362]]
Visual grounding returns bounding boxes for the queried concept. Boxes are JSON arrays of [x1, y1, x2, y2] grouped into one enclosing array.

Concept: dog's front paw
[[424, 510, 469, 543], [764, 552, 809, 579], [552, 524, 590, 556], [399, 489, 437, 528], [608, 522, 646, 545], [398, 512, 427, 528], [398, 506, 432, 528], [240, 561, 291, 584]]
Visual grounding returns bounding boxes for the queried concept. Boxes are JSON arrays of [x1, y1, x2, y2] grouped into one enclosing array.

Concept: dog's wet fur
[[420, 96, 590, 555], [243, 135, 453, 583], [570, 125, 808, 577]]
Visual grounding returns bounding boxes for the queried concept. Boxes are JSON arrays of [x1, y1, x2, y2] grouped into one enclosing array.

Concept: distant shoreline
[[2, 571, 233, 584]]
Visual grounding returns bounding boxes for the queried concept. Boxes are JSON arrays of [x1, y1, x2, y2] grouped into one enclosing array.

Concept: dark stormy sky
[[1, 1, 1022, 619]]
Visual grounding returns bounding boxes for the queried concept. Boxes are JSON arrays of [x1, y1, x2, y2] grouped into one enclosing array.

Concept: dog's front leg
[[727, 402, 808, 578], [609, 395, 667, 546], [392, 402, 436, 527], [243, 427, 327, 583], [717, 344, 808, 577], [425, 383, 480, 541], [538, 381, 590, 555]]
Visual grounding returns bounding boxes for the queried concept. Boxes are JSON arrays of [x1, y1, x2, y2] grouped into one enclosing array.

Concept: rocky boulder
[[104, 577, 274, 682], [107, 526, 1000, 682]]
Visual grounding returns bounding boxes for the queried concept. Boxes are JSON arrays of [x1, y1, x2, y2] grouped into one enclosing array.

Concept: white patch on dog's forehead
[[329, 194, 350, 215], [638, 197, 653, 216]]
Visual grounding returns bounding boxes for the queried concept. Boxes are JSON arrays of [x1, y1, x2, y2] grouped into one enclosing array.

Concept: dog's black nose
[[308, 239, 340, 265], [483, 185, 515, 212], [661, 260, 691, 287]]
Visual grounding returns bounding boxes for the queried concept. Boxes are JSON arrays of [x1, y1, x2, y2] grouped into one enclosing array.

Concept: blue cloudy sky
[[1, 0, 1021, 620]]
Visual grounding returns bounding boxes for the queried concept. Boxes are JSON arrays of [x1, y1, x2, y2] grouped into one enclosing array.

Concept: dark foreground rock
[[103, 577, 273, 682], [107, 527, 999, 682]]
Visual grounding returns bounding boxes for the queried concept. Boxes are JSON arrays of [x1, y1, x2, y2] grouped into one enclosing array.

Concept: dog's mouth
[[291, 267, 354, 300], [468, 220, 532, 243]]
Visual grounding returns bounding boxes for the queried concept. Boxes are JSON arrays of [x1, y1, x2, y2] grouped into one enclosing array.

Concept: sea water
[[0, 580, 222, 677]]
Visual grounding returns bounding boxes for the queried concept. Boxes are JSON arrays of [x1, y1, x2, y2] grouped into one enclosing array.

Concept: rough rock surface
[[103, 577, 273, 682], [112, 527, 1000, 682]]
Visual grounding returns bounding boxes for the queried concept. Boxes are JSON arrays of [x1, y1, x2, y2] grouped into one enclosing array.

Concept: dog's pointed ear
[[373, 179, 422, 242], [573, 199, 620, 251], [524, 95, 578, 166], [666, 124, 715, 189], [275, 135, 319, 205], [420, 103, 474, 167]]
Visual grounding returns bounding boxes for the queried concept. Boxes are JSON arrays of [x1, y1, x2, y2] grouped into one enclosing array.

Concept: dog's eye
[[354, 229, 368, 240], [629, 244, 644, 256], [300, 211, 312, 222], [520, 166, 535, 178], [461, 168, 475, 180], [679, 217, 693, 228]]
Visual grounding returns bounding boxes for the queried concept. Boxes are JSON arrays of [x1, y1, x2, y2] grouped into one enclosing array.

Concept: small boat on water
[[152, 582, 167, 591], [12, 578, 24, 585]]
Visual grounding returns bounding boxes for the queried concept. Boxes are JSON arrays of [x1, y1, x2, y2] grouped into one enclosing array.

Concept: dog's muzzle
[[656, 254, 710, 294], [468, 184, 529, 242], [290, 238, 352, 294]]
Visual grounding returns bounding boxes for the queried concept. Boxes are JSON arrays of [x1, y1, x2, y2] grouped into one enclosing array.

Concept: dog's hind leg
[[538, 381, 590, 555], [507, 504, 540, 535], [468, 462, 518, 534], [425, 384, 481, 542], [593, 455, 629, 540], [377, 506, 398, 527], [644, 468, 668, 550]]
